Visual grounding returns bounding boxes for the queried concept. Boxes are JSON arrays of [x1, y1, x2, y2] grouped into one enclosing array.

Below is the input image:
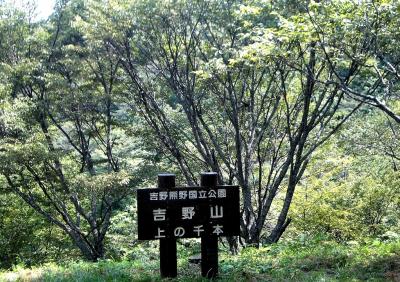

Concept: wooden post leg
[[201, 234, 218, 278], [160, 238, 177, 278], [158, 173, 177, 278], [200, 172, 219, 278]]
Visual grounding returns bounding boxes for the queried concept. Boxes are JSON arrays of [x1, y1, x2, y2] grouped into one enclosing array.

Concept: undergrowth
[[1, 237, 399, 281]]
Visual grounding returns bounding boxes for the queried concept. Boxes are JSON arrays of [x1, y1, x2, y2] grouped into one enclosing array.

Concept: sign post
[[158, 174, 177, 278], [201, 172, 218, 278], [137, 172, 239, 278]]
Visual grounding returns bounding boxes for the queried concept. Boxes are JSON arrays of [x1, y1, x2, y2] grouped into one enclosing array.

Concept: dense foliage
[[0, 0, 399, 276]]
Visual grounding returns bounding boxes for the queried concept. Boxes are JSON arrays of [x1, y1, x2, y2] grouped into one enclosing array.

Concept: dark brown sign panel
[[137, 186, 240, 240]]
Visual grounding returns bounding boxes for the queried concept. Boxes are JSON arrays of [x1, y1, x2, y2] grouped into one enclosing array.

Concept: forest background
[[0, 0, 399, 280]]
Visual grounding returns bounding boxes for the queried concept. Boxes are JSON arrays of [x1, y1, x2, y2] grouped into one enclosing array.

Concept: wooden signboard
[[137, 186, 240, 240], [136, 173, 240, 278]]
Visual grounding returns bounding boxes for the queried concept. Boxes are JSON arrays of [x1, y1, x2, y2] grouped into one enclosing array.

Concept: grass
[[1, 238, 399, 281]]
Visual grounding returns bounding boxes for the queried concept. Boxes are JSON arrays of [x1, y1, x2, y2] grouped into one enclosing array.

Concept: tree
[[306, 0, 400, 123], [78, 0, 380, 245], [0, 3, 133, 261], [0, 189, 68, 269], [291, 115, 400, 240], [2, 0, 399, 257]]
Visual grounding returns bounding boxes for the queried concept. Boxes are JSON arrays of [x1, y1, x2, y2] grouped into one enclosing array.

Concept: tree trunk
[[68, 231, 105, 261]]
